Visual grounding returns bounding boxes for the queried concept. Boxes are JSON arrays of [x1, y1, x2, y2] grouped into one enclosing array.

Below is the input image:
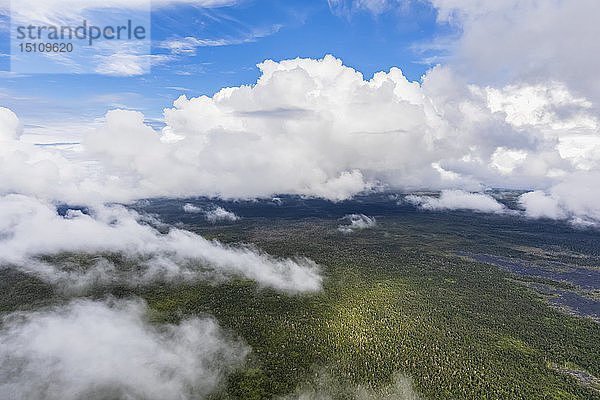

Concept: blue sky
[[0, 0, 453, 129]]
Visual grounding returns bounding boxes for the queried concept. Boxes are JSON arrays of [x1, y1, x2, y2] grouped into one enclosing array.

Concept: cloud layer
[[0, 298, 247, 400], [0, 194, 322, 293]]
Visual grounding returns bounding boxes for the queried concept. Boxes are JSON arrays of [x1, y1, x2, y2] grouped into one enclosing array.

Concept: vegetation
[[140, 211, 600, 399]]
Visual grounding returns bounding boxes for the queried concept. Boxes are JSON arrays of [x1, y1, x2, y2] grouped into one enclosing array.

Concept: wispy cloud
[[327, 0, 407, 17], [93, 53, 173, 77], [1, 0, 238, 24], [159, 24, 282, 55]]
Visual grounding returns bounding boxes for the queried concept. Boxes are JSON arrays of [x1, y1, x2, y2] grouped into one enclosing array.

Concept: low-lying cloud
[[519, 191, 567, 220], [405, 188, 600, 228], [338, 214, 376, 234], [0, 194, 322, 293], [182, 203, 203, 213], [0, 298, 247, 400], [205, 206, 240, 222], [406, 190, 506, 214], [183, 203, 240, 222], [517, 173, 600, 227]]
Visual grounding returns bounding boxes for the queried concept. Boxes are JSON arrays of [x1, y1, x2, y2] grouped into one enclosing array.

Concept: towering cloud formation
[[80, 57, 597, 201], [1, 52, 600, 224]]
